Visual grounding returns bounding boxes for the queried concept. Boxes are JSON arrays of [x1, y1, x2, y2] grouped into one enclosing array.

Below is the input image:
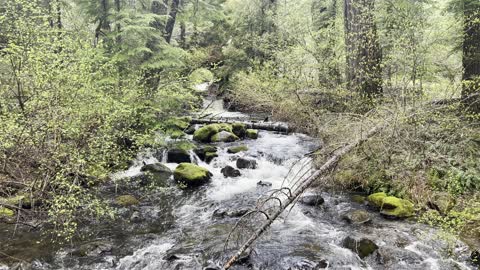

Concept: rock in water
[[300, 195, 325, 207], [211, 131, 239, 143], [193, 124, 232, 142], [184, 125, 196, 135], [221, 165, 241, 178], [227, 145, 248, 154], [194, 146, 218, 161], [205, 152, 218, 163], [343, 209, 371, 224], [380, 196, 415, 218], [174, 163, 212, 188], [237, 157, 258, 169], [257, 181, 272, 187], [115, 195, 139, 206], [167, 149, 191, 163], [232, 123, 247, 138], [139, 163, 173, 186], [246, 129, 259, 139], [342, 236, 378, 258]]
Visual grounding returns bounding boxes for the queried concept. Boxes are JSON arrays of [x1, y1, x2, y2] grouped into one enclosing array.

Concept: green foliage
[[429, 168, 480, 195]]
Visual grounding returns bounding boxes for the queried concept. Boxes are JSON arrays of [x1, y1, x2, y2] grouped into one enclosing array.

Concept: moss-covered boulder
[[193, 124, 232, 142], [194, 146, 218, 161], [367, 192, 387, 208], [381, 196, 414, 218], [139, 163, 173, 186], [342, 236, 378, 258], [227, 145, 248, 154], [246, 129, 258, 139], [205, 152, 218, 164], [0, 207, 14, 218], [174, 163, 212, 188], [211, 131, 239, 143], [232, 123, 247, 138], [115, 195, 139, 206]]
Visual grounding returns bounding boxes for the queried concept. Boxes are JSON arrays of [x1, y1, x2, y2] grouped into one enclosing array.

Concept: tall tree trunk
[[94, 0, 110, 47], [115, 0, 121, 44], [180, 21, 186, 48], [164, 0, 180, 43], [462, 0, 480, 113], [344, 0, 382, 98]]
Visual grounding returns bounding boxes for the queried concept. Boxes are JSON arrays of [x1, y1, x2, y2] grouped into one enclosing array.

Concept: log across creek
[[190, 118, 290, 133]]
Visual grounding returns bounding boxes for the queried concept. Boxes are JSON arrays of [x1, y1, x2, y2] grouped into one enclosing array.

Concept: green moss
[[189, 68, 214, 84], [115, 195, 139, 206], [174, 163, 212, 187], [211, 131, 239, 142], [0, 207, 14, 218], [193, 124, 232, 142], [174, 141, 196, 151], [165, 117, 191, 130], [227, 145, 249, 154], [381, 196, 415, 218], [367, 192, 387, 207], [203, 146, 217, 153], [232, 123, 247, 138], [205, 152, 219, 163], [351, 195, 366, 204], [246, 129, 258, 139]]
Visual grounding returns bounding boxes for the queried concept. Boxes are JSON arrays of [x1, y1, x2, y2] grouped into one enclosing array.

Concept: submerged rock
[[115, 195, 139, 206], [246, 129, 258, 139], [257, 181, 272, 187], [343, 209, 371, 224], [237, 157, 258, 169], [232, 123, 247, 138], [211, 131, 239, 143], [300, 195, 325, 207], [221, 165, 241, 178], [174, 163, 212, 188], [342, 236, 378, 258], [227, 145, 249, 154], [213, 208, 249, 218], [193, 124, 232, 142], [167, 149, 191, 163]]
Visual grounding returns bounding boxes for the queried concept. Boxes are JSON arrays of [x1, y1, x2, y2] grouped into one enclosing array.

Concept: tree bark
[[344, 0, 382, 98], [164, 0, 180, 43], [462, 0, 480, 113]]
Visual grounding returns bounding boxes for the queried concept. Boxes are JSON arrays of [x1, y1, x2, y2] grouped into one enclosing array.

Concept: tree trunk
[[180, 21, 186, 48], [462, 0, 480, 113], [164, 0, 180, 43], [151, 0, 168, 32], [115, 0, 121, 44], [344, 0, 382, 98]]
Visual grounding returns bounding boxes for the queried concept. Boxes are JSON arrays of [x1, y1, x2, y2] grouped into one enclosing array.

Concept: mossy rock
[[205, 152, 218, 163], [246, 129, 258, 139], [342, 236, 378, 258], [227, 145, 248, 154], [428, 192, 455, 215], [115, 195, 139, 206], [139, 163, 172, 186], [367, 192, 387, 208], [174, 163, 212, 188], [351, 195, 366, 204], [381, 196, 414, 218], [232, 123, 247, 138], [343, 210, 371, 225], [0, 207, 14, 218], [193, 124, 232, 142], [165, 117, 191, 130], [211, 131, 239, 143], [194, 146, 218, 161]]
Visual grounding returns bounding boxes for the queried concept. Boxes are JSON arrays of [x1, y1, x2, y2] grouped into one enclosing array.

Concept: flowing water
[[0, 94, 476, 270]]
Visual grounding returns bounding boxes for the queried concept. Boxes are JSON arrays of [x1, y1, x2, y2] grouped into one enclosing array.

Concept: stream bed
[[0, 95, 476, 270]]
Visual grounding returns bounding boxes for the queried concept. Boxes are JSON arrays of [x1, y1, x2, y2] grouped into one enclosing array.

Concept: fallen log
[[222, 124, 383, 269], [190, 118, 290, 133]]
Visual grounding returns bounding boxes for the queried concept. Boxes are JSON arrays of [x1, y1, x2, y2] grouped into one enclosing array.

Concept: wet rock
[[428, 192, 455, 215], [300, 195, 325, 207], [115, 195, 139, 206], [376, 246, 423, 266], [342, 236, 378, 258], [213, 208, 249, 218], [74, 241, 113, 257], [130, 211, 142, 223], [316, 259, 328, 268], [381, 196, 415, 218], [174, 163, 212, 188], [246, 129, 258, 139], [193, 124, 232, 143], [471, 250, 480, 267], [221, 165, 241, 178], [205, 152, 218, 164], [232, 123, 247, 138], [139, 163, 173, 186], [194, 146, 217, 161], [211, 131, 239, 143], [184, 125, 196, 135], [343, 209, 371, 225], [351, 195, 366, 204], [167, 149, 191, 163], [164, 254, 180, 261], [237, 157, 258, 169], [227, 145, 249, 154], [257, 181, 272, 187]]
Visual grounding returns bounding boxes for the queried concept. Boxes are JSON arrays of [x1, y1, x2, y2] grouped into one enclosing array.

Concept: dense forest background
[[0, 0, 479, 250]]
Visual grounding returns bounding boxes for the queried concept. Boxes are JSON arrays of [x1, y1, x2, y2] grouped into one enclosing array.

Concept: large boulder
[[246, 129, 258, 139], [193, 124, 232, 142], [139, 163, 173, 186], [211, 131, 239, 143], [194, 146, 218, 162], [343, 209, 371, 225], [221, 165, 241, 178], [342, 236, 378, 258], [367, 192, 387, 208], [227, 145, 248, 154], [174, 163, 212, 188], [300, 195, 325, 207], [167, 149, 191, 163], [232, 123, 247, 138], [236, 157, 258, 169], [367, 192, 414, 218]]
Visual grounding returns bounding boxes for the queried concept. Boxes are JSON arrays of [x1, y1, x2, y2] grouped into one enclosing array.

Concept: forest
[[0, 0, 479, 269]]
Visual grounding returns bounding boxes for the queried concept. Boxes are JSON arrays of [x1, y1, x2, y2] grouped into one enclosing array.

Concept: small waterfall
[[161, 149, 168, 163], [188, 150, 200, 165]]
